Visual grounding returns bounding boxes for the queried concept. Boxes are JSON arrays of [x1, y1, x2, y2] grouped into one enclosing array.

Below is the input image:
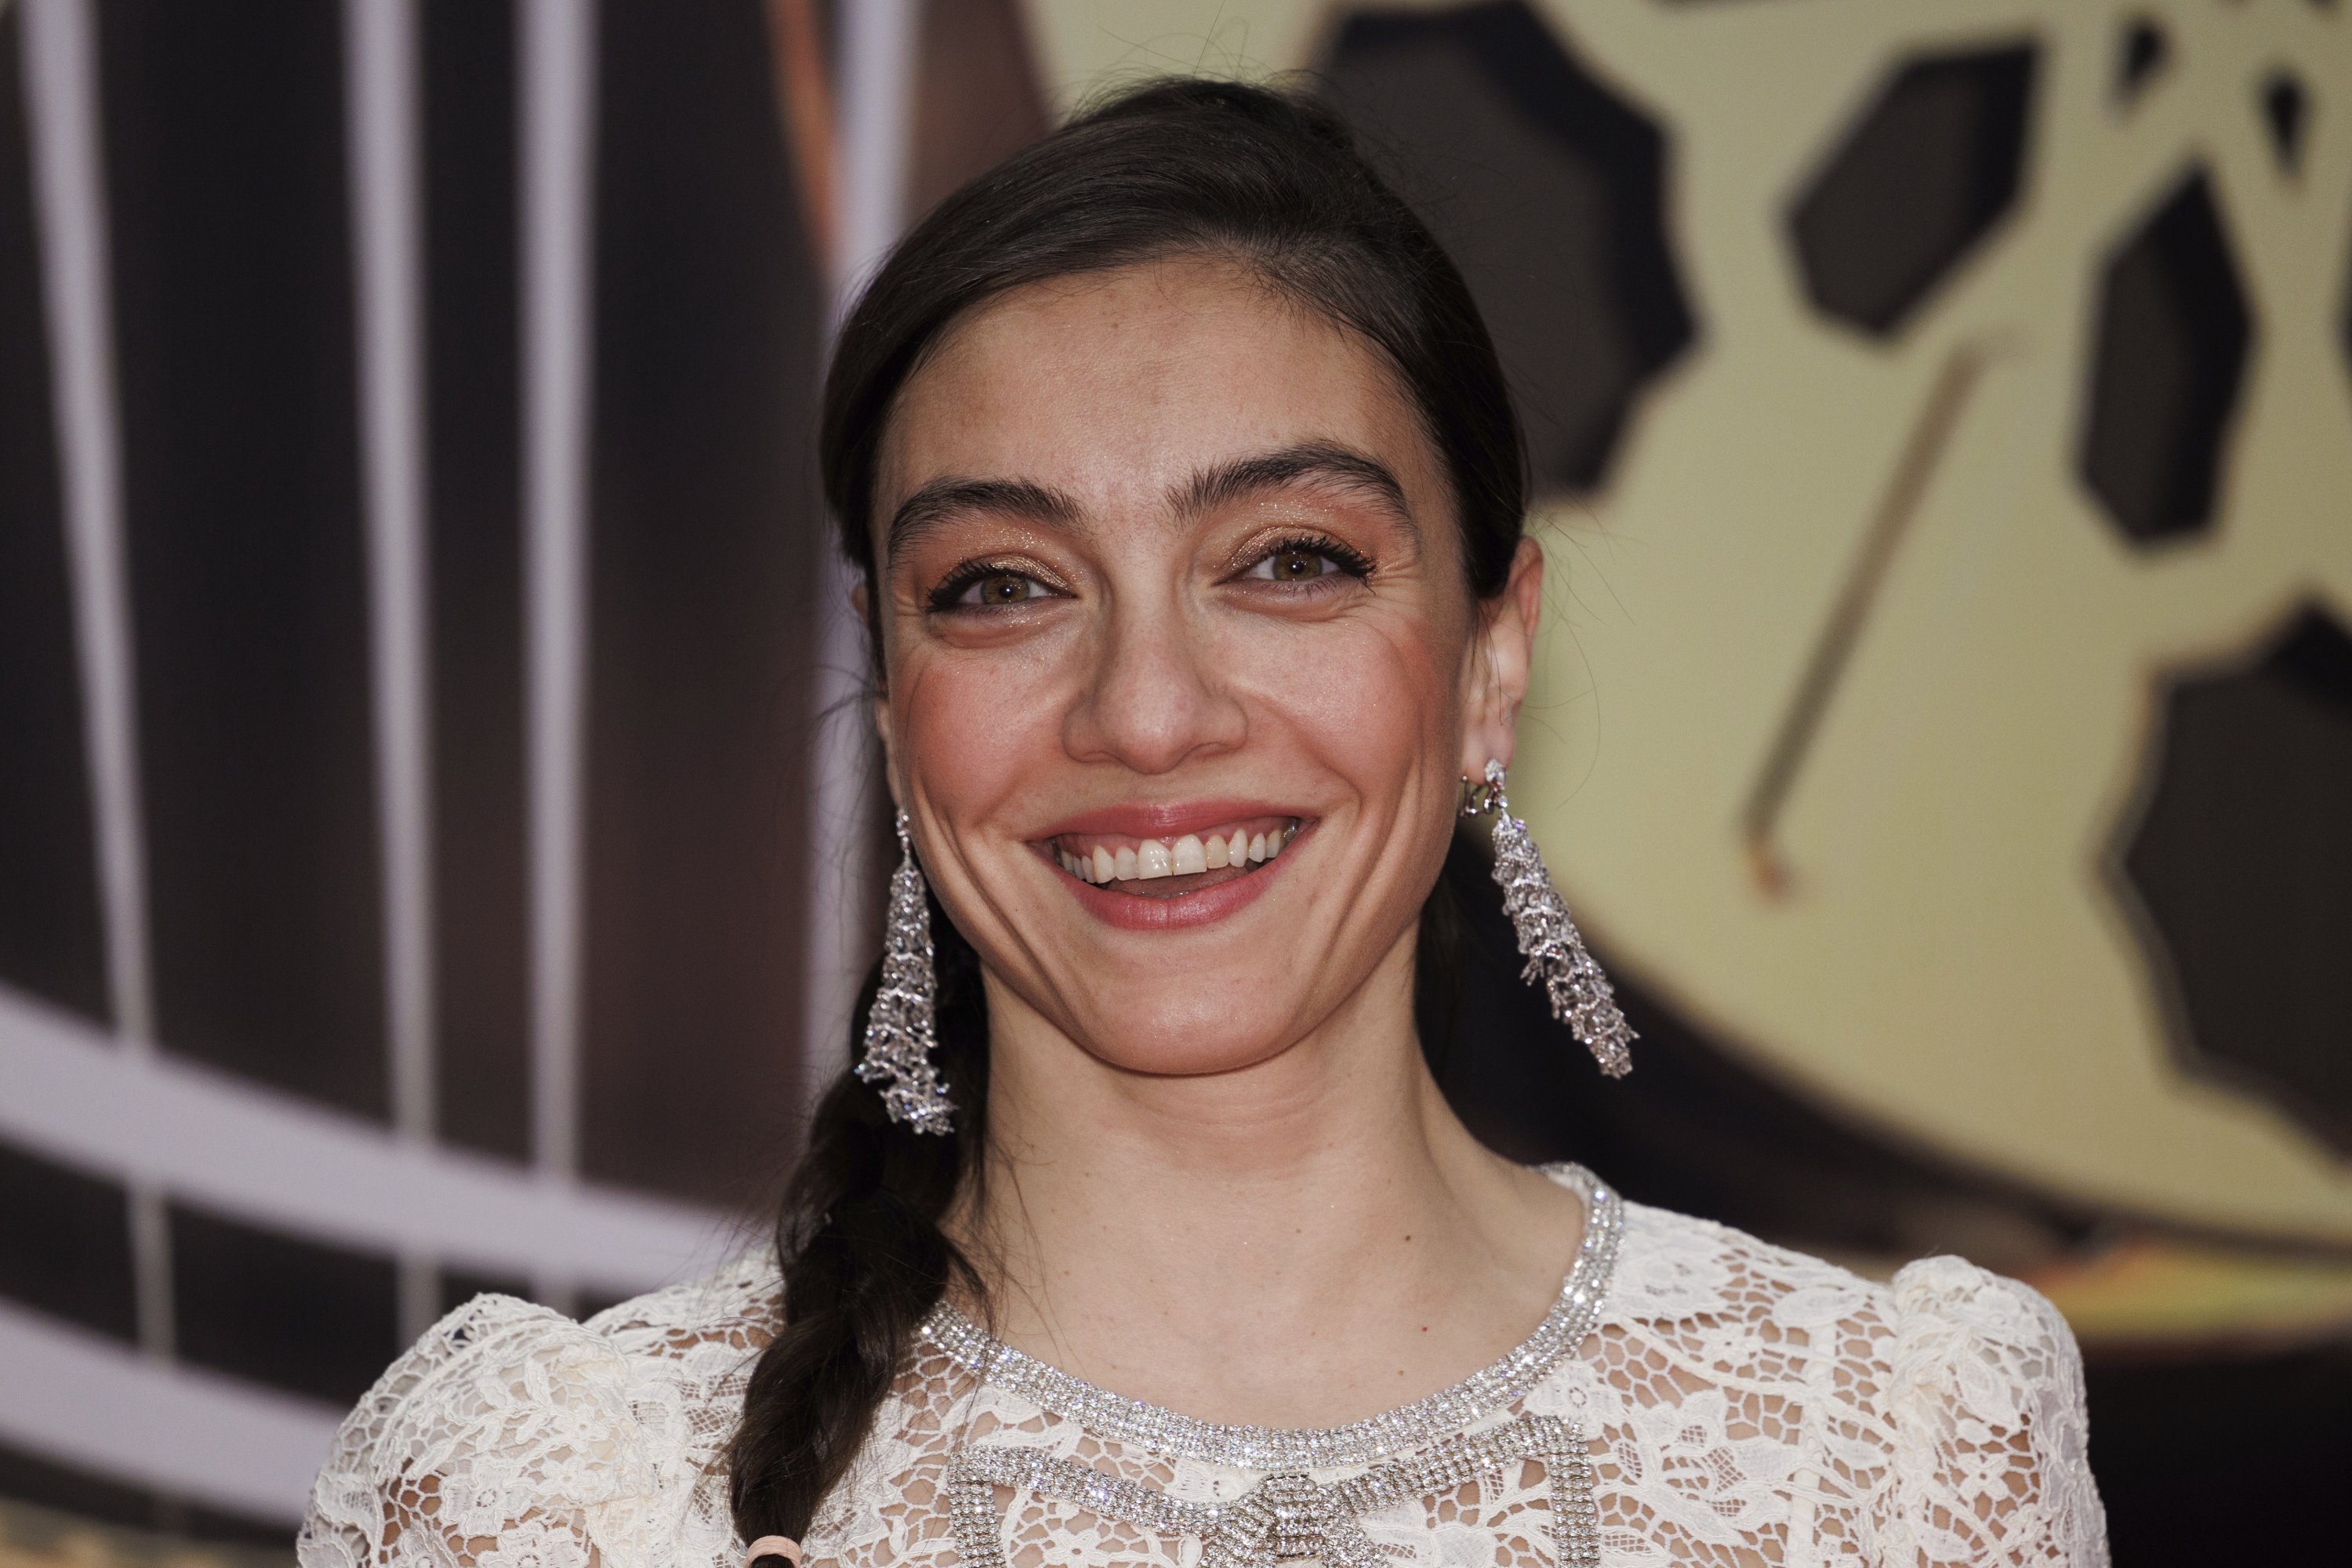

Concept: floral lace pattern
[[299, 1174, 2107, 1568]]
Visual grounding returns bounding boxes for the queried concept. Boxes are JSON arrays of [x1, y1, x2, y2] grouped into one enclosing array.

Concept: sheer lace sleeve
[[297, 1295, 675, 1568], [300, 1260, 772, 1568], [1875, 1258, 2107, 1567]]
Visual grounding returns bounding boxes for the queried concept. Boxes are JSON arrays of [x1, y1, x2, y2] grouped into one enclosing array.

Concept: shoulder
[[1879, 1250, 2090, 1421], [1603, 1196, 2091, 1434], [1610, 1196, 2080, 1356], [1601, 1199, 2107, 1564], [1606, 1196, 1896, 1334], [583, 1250, 783, 1374], [298, 1254, 779, 1568], [1875, 1254, 2107, 1563]]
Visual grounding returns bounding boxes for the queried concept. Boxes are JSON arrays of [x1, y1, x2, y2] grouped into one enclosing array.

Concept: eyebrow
[[884, 476, 1087, 561], [884, 440, 1414, 561], [1174, 441, 1415, 528]]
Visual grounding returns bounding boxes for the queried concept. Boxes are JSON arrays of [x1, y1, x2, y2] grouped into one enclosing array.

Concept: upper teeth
[[1054, 822, 1297, 885]]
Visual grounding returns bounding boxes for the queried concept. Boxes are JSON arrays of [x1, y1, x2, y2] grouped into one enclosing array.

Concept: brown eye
[[956, 572, 1040, 606], [1247, 542, 1363, 584]]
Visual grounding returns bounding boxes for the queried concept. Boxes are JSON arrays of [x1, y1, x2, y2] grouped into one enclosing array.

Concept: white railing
[[0, 1298, 340, 1522], [0, 985, 732, 1289]]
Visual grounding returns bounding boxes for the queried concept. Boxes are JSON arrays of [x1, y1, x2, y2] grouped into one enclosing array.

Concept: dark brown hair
[[728, 74, 1526, 1548]]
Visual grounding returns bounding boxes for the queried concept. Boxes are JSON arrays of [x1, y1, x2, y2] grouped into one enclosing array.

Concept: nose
[[1062, 590, 1247, 775]]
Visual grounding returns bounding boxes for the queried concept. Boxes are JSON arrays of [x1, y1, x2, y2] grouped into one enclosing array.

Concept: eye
[[928, 563, 1062, 612], [1243, 538, 1373, 585], [958, 572, 1044, 605]]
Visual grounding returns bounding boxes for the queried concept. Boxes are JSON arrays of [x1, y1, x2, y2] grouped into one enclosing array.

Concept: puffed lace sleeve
[[296, 1294, 698, 1568], [1875, 1257, 2108, 1566]]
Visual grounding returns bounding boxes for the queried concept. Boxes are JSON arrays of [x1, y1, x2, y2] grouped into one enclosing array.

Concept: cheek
[[1254, 614, 1463, 808], [889, 603, 1469, 830], [891, 641, 1067, 813]]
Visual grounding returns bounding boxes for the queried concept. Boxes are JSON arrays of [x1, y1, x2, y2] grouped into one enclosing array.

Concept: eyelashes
[[1239, 532, 1374, 585], [922, 534, 1374, 615], [927, 560, 1066, 612]]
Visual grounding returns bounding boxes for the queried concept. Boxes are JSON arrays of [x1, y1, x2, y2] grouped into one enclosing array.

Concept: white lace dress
[[298, 1167, 2107, 1567]]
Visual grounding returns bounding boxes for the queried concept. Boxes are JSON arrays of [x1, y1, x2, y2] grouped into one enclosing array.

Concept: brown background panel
[[582, 0, 829, 1202], [909, 0, 1051, 222], [423, 0, 532, 1162], [0, 1144, 135, 1345], [99, 0, 387, 1118], [168, 1205, 397, 1409]]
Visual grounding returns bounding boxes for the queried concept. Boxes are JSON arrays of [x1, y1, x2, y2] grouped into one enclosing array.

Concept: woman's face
[[872, 258, 1540, 1078]]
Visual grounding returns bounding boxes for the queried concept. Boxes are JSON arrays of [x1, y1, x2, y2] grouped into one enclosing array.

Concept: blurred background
[[0, 0, 2346, 1563]]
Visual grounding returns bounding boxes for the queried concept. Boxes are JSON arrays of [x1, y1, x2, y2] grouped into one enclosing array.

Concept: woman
[[301, 80, 2106, 1567]]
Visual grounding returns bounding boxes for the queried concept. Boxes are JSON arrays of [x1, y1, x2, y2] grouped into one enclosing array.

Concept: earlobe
[[873, 692, 899, 807], [1461, 538, 1545, 777], [856, 580, 899, 802]]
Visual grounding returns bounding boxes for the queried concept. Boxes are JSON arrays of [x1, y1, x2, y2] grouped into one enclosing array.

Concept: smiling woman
[[873, 259, 1508, 977], [296, 80, 2108, 1568]]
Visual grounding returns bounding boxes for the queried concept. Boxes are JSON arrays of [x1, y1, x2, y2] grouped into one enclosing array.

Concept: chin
[[1064, 987, 1305, 1079]]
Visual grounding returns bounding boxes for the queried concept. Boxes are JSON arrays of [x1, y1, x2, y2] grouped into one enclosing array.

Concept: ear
[[855, 579, 902, 807], [1459, 537, 1545, 781]]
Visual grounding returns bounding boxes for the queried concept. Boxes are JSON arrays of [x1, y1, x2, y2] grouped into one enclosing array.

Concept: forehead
[[876, 259, 1441, 521]]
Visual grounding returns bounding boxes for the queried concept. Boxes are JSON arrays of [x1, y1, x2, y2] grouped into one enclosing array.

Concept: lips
[[1025, 804, 1312, 926]]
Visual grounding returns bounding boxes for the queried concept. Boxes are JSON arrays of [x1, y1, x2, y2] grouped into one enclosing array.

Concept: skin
[[867, 256, 1584, 1428]]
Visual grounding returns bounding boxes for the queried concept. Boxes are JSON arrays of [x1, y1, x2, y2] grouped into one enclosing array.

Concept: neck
[[947, 932, 1584, 1429]]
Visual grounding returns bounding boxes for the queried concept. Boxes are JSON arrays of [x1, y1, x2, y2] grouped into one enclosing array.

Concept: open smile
[[1045, 815, 1299, 898]]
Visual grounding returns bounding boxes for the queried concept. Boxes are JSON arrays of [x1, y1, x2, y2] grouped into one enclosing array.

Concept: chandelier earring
[[855, 810, 956, 1133], [1463, 760, 1635, 1077]]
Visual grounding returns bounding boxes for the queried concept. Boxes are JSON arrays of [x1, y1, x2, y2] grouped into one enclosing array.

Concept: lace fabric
[[299, 1171, 2107, 1567]]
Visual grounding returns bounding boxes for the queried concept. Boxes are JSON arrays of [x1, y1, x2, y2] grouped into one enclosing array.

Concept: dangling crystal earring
[[855, 810, 956, 1133], [1464, 760, 1635, 1077]]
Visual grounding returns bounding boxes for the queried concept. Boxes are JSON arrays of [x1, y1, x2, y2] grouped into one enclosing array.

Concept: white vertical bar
[[21, 0, 145, 1046], [345, 0, 437, 1343], [22, 0, 174, 1364], [520, 0, 595, 1284], [799, 0, 919, 1111], [832, 0, 919, 321]]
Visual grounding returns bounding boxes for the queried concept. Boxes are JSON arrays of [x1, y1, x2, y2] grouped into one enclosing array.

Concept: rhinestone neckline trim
[[920, 1163, 1621, 1469], [946, 1414, 1602, 1568]]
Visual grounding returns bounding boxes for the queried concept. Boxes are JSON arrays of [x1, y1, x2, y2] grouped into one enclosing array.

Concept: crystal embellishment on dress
[[1467, 760, 1636, 1078], [946, 1414, 1602, 1568], [855, 810, 955, 1133], [920, 1164, 1622, 1471]]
